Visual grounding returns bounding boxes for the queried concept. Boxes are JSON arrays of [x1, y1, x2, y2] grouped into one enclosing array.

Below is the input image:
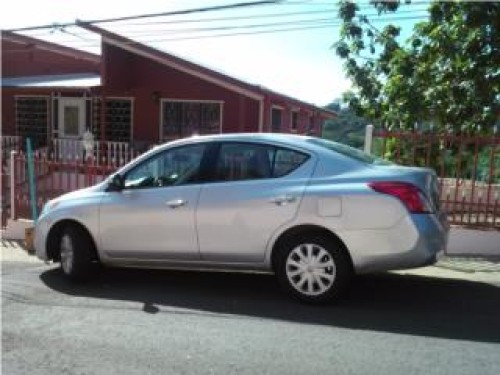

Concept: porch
[[1, 135, 142, 165]]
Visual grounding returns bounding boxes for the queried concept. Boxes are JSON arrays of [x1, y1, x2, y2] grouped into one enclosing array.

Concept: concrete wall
[[447, 228, 500, 257]]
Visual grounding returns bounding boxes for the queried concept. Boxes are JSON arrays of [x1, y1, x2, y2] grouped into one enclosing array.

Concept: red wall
[[2, 39, 331, 143], [103, 44, 260, 143], [2, 39, 100, 78]]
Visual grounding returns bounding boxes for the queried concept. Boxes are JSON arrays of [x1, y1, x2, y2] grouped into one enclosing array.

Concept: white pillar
[[364, 124, 374, 154], [10, 150, 16, 220]]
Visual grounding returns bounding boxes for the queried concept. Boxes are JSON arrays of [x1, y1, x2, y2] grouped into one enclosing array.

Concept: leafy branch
[[334, 0, 500, 133]]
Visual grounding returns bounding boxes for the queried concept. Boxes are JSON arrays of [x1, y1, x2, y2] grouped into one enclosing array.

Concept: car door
[[196, 141, 314, 263], [99, 143, 208, 260]]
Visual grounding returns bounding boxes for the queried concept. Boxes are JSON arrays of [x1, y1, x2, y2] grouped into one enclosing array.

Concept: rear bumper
[[352, 213, 449, 274]]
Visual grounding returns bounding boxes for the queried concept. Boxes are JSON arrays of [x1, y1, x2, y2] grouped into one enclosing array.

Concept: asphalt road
[[2, 243, 500, 375]]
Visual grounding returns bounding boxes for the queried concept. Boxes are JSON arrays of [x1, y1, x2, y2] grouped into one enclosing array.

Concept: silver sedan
[[35, 134, 448, 303]]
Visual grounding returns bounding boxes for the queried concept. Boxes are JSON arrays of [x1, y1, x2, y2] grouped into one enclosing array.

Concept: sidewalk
[[1, 239, 39, 263], [437, 256, 500, 273]]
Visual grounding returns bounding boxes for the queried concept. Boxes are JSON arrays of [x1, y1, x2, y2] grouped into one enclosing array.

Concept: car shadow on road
[[40, 267, 500, 343]]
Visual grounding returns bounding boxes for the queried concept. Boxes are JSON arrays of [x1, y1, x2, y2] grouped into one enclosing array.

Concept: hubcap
[[60, 234, 74, 274], [285, 243, 336, 296]]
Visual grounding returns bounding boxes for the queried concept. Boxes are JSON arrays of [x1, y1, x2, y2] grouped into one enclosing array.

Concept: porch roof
[[1, 73, 101, 88]]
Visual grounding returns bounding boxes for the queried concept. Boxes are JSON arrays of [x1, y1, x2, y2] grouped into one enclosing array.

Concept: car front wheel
[[275, 235, 352, 304], [60, 224, 95, 281]]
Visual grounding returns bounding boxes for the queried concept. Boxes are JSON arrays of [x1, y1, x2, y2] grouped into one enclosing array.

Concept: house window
[[162, 100, 221, 141], [271, 107, 283, 133], [15, 96, 49, 148], [291, 111, 299, 132], [104, 99, 133, 142]]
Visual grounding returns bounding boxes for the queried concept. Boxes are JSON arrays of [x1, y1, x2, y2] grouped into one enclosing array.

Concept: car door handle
[[270, 195, 297, 206], [166, 199, 186, 208]]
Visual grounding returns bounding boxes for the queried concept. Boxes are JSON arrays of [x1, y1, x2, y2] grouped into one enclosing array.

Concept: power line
[[103, 6, 428, 28], [126, 14, 427, 42], [81, 13, 427, 38], [5, 0, 284, 32], [5, 0, 431, 34], [84, 18, 338, 37], [22, 14, 426, 49], [20, 6, 429, 41], [108, 8, 338, 27]]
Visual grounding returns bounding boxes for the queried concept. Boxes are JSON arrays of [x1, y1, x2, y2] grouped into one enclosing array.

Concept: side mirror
[[108, 173, 125, 192]]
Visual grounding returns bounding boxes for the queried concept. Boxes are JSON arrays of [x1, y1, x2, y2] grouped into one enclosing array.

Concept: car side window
[[214, 143, 309, 182], [272, 148, 309, 178], [124, 144, 206, 189]]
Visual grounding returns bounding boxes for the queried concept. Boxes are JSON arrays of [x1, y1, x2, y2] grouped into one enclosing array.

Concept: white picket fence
[[1, 135, 22, 161], [52, 139, 137, 165]]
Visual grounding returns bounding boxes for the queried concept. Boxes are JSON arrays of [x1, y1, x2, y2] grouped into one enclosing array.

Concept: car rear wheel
[[60, 224, 95, 281], [275, 235, 352, 304]]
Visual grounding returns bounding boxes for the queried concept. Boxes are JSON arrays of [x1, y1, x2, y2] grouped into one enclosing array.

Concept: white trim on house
[[4, 73, 100, 88], [105, 96, 136, 101], [159, 99, 164, 142], [102, 37, 264, 102], [161, 98, 224, 104], [258, 99, 264, 133], [50, 93, 55, 138], [130, 100, 134, 143], [14, 95, 51, 98]]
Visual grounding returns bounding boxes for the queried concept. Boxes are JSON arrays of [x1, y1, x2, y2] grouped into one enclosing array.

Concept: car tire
[[275, 234, 352, 304], [59, 224, 95, 282]]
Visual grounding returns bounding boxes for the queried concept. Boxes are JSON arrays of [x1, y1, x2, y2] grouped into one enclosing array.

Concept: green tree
[[322, 100, 369, 148], [334, 0, 500, 133]]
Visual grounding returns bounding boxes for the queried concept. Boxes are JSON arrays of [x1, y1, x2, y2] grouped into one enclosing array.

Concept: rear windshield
[[306, 138, 391, 165]]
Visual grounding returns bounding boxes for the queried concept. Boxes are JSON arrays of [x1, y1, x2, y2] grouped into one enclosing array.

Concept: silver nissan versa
[[35, 133, 449, 303]]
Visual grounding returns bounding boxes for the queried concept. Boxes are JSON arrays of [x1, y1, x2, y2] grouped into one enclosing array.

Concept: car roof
[[157, 133, 317, 151]]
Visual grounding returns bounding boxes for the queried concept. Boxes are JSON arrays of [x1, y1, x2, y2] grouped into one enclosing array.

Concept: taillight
[[368, 181, 432, 213]]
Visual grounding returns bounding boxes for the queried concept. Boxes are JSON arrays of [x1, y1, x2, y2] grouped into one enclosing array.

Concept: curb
[[436, 256, 500, 273]]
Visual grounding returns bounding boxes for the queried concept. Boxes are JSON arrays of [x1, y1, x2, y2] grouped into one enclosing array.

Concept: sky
[[1, 0, 428, 107]]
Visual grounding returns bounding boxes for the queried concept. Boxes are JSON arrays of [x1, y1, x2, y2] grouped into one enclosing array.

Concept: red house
[[2, 24, 335, 154]]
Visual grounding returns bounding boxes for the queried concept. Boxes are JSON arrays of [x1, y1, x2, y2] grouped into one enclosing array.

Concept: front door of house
[[58, 98, 85, 138]]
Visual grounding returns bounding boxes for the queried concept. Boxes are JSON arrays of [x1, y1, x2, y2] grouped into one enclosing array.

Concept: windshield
[[307, 138, 391, 165]]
